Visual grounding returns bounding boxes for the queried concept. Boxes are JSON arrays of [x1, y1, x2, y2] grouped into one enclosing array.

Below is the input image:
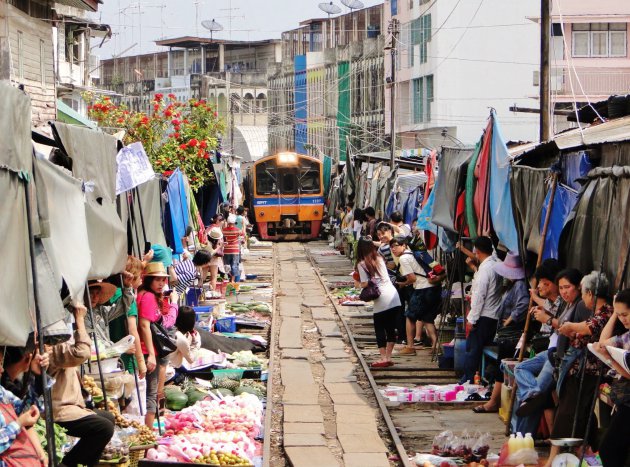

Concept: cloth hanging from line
[[165, 168, 190, 255], [0, 82, 32, 174], [431, 146, 474, 232], [489, 111, 519, 252], [473, 120, 493, 237], [561, 151, 594, 192], [120, 177, 167, 249], [323, 155, 332, 196], [115, 142, 155, 195], [465, 138, 482, 240], [35, 158, 91, 301], [540, 184, 579, 260]]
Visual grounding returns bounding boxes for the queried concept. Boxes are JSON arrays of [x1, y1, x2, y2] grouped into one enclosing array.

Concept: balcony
[[549, 66, 630, 100]]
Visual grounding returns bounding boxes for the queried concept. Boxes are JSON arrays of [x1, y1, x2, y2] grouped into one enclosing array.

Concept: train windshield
[[255, 160, 277, 195], [298, 159, 321, 193]]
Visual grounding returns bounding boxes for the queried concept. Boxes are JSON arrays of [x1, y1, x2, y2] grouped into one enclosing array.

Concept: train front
[[252, 152, 324, 241]]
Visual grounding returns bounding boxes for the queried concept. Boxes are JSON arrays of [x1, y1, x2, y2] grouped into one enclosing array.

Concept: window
[[255, 161, 277, 195], [572, 23, 627, 58], [412, 74, 433, 123], [298, 159, 321, 193], [391, 0, 398, 16], [17, 30, 23, 80], [279, 169, 298, 194], [408, 13, 431, 66]]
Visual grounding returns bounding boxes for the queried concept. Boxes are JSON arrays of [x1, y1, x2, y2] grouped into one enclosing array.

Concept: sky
[[91, 0, 384, 59]]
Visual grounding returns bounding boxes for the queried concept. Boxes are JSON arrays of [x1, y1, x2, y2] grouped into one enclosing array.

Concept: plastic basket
[[215, 316, 236, 333]]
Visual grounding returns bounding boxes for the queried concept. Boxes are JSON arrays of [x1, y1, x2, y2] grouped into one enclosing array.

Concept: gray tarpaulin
[[35, 159, 91, 300], [53, 123, 118, 201], [562, 166, 630, 290], [52, 123, 127, 278], [0, 172, 33, 346], [431, 146, 474, 231], [510, 165, 549, 256], [120, 177, 167, 248], [0, 82, 31, 174]]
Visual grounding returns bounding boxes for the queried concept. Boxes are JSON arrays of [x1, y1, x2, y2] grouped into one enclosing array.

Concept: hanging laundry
[[540, 184, 579, 260], [489, 111, 519, 252], [473, 119, 493, 237], [465, 139, 482, 239]]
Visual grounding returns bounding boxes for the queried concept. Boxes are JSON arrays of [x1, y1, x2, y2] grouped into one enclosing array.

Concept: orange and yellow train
[[248, 152, 324, 241]]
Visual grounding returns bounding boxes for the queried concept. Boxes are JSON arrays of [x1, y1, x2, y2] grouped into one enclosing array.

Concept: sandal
[[370, 361, 391, 368], [472, 405, 498, 413]]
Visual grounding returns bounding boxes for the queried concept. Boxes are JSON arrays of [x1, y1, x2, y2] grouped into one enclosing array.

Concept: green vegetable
[[234, 386, 262, 398], [185, 388, 207, 406], [35, 419, 67, 463]]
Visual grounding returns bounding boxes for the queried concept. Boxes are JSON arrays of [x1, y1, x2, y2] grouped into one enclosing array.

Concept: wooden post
[[540, 0, 551, 142]]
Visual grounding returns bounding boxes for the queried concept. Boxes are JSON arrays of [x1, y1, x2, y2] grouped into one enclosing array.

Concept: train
[[246, 152, 324, 241]]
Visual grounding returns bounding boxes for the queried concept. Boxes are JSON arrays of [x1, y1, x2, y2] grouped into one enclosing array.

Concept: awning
[[56, 100, 97, 129], [54, 0, 101, 12], [233, 125, 268, 163]]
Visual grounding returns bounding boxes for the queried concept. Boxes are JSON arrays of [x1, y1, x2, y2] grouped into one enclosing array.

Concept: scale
[[550, 438, 582, 467]]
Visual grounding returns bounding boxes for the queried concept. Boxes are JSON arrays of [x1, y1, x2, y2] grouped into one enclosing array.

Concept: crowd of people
[[0, 203, 251, 466], [334, 204, 630, 466]]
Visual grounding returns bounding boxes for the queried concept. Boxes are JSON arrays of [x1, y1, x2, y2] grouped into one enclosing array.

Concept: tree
[[85, 93, 224, 191]]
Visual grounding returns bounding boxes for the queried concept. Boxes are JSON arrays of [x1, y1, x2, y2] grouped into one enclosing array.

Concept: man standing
[[461, 236, 503, 383]]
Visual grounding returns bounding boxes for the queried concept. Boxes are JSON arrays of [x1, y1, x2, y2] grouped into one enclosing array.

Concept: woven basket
[[128, 444, 155, 467]]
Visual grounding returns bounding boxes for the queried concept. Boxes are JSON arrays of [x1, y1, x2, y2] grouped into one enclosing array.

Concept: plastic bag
[[432, 431, 453, 456], [497, 442, 539, 465], [472, 432, 491, 461], [414, 454, 457, 467]]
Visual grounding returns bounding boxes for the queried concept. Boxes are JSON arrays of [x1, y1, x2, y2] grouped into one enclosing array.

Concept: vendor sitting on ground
[[0, 346, 48, 466], [472, 251, 529, 414], [169, 306, 201, 369], [48, 304, 115, 467]]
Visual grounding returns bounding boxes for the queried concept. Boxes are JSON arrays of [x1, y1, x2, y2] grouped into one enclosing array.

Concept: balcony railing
[[550, 66, 630, 98]]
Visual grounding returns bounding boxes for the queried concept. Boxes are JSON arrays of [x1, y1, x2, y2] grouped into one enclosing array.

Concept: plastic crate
[[215, 316, 236, 333]]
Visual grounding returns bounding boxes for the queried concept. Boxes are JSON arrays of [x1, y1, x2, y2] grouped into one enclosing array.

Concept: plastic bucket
[[454, 337, 467, 375], [186, 287, 204, 306]]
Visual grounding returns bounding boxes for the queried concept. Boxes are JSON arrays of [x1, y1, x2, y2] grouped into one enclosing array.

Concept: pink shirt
[[137, 291, 179, 354]]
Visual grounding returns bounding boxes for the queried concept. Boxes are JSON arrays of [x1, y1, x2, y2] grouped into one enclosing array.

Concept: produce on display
[[82, 374, 103, 398], [230, 351, 264, 368], [34, 419, 67, 463]]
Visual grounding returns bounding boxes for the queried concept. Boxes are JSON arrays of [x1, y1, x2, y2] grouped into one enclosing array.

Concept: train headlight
[[277, 152, 298, 165], [259, 211, 264, 217], [314, 210, 319, 215]]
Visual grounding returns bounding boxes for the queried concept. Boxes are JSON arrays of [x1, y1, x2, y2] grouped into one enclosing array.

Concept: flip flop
[[472, 405, 498, 413], [370, 361, 390, 368]]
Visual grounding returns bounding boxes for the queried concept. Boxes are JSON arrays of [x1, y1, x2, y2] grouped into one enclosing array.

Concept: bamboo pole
[[505, 172, 558, 435]]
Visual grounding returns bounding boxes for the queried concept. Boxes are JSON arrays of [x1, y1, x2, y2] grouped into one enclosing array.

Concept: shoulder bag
[[359, 279, 381, 302]]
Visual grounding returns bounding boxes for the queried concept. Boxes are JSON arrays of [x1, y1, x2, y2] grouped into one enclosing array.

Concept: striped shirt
[[223, 225, 241, 255], [0, 385, 38, 458], [174, 259, 198, 293]]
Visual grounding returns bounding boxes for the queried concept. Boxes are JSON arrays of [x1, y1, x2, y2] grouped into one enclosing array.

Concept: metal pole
[[129, 357, 144, 416], [540, 0, 551, 142], [24, 178, 56, 466], [505, 172, 558, 435], [388, 18, 399, 167], [85, 284, 109, 412]]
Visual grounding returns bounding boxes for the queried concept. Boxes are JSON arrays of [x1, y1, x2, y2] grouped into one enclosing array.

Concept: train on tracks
[[246, 152, 324, 241]]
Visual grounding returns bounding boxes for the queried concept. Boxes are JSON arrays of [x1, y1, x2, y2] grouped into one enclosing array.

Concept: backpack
[[402, 251, 445, 283]]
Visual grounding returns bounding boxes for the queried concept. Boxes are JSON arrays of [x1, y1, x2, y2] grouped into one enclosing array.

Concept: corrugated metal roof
[[395, 172, 428, 193], [54, 0, 101, 12], [233, 125, 268, 163], [553, 115, 630, 149]]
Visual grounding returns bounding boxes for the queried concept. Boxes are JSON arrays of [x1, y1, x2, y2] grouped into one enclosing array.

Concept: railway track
[[303, 241, 508, 462]]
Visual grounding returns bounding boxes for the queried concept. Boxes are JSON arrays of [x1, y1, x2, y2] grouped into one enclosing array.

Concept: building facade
[[384, 0, 541, 146], [268, 4, 386, 161]]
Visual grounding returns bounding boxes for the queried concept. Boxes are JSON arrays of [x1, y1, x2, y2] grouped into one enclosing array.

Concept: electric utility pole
[[540, 0, 551, 142], [388, 17, 400, 167]]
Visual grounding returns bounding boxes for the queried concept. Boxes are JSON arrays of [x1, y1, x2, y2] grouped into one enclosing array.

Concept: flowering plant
[[85, 93, 224, 191]]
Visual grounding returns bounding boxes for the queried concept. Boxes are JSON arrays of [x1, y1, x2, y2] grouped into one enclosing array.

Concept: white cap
[[227, 214, 237, 224]]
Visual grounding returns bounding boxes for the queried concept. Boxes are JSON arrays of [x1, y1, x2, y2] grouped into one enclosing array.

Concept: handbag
[[150, 318, 177, 358], [359, 279, 381, 302]]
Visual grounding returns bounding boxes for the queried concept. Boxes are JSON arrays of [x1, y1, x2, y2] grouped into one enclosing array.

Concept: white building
[[385, 0, 541, 146]]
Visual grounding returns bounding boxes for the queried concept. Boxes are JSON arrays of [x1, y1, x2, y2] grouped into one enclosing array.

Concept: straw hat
[[208, 227, 223, 240], [88, 280, 118, 305], [494, 251, 526, 280], [143, 261, 169, 278]]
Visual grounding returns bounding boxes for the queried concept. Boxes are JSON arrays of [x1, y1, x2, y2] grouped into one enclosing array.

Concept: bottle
[[507, 434, 518, 454], [474, 371, 481, 385], [524, 433, 534, 449], [515, 432, 525, 451]]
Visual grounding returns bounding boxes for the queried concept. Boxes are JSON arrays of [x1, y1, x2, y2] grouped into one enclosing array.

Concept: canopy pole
[[505, 171, 557, 435], [24, 176, 57, 467], [85, 284, 109, 412]]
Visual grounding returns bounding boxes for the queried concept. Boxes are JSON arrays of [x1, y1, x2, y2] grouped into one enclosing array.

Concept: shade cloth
[[165, 169, 189, 255]]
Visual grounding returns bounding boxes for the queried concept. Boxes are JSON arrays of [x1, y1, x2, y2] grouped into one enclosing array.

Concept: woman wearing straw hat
[[136, 262, 174, 428], [473, 251, 529, 413]]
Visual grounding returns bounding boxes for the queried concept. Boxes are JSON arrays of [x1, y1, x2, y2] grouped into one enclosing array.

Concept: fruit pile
[[106, 401, 156, 444], [82, 375, 103, 398]]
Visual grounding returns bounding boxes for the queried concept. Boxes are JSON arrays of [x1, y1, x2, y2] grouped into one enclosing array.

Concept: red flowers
[[188, 138, 198, 147], [199, 140, 207, 149], [173, 132, 181, 139], [172, 119, 180, 126], [168, 93, 176, 100], [162, 170, 173, 176], [154, 104, 160, 112], [154, 93, 163, 102], [179, 144, 188, 150], [164, 110, 173, 117], [140, 116, 150, 125]]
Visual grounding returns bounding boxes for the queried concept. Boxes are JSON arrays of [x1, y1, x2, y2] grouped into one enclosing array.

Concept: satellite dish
[[318, 1, 341, 18], [201, 19, 224, 40], [341, 0, 364, 10]]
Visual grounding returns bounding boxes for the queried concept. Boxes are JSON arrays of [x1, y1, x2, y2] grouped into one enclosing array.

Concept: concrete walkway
[[275, 243, 391, 467]]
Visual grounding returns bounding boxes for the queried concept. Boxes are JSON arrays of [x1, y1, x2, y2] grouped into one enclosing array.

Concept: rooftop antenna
[[319, 1, 341, 18], [201, 19, 224, 41], [340, 0, 364, 11]]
